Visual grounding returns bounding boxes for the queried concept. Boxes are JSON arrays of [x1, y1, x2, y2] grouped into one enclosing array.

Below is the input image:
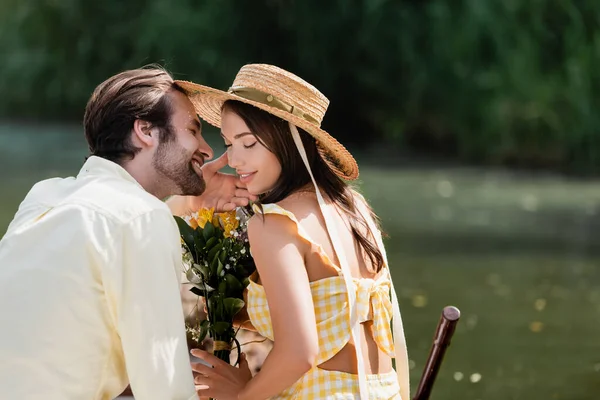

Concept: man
[[0, 67, 251, 399]]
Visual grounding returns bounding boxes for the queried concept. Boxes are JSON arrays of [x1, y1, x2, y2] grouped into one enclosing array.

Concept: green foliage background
[[1, 0, 598, 171]]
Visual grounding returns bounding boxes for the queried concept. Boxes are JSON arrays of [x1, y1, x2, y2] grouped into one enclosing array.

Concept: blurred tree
[[0, 0, 598, 171]]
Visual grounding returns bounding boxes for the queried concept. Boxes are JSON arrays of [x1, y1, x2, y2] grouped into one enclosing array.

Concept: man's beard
[[152, 139, 206, 196]]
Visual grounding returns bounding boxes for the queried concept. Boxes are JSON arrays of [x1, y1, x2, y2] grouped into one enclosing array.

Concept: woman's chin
[[248, 188, 262, 197], [247, 185, 269, 198]]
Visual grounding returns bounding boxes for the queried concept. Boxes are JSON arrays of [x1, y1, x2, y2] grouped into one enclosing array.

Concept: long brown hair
[[223, 100, 385, 273]]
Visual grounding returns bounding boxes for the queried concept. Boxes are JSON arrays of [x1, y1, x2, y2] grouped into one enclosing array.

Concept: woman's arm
[[237, 214, 319, 400]]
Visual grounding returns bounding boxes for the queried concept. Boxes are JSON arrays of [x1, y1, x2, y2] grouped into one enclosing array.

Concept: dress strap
[[289, 123, 369, 400], [252, 203, 310, 237]]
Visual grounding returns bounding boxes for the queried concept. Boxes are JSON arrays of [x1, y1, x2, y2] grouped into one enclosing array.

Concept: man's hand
[[167, 153, 257, 215], [200, 152, 258, 212], [198, 153, 257, 212]]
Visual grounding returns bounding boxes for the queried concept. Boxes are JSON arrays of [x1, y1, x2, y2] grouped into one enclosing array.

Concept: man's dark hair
[[83, 65, 185, 164]]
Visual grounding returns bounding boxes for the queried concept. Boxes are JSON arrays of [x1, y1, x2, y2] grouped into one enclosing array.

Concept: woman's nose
[[227, 147, 242, 169]]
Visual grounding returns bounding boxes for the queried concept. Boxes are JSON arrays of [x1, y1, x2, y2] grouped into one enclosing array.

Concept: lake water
[[1, 123, 599, 399]]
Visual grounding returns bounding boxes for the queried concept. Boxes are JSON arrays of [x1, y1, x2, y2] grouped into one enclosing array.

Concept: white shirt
[[0, 156, 197, 400]]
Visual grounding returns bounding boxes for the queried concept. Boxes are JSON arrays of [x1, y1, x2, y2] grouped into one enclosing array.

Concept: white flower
[[220, 270, 225, 277], [240, 249, 246, 254]]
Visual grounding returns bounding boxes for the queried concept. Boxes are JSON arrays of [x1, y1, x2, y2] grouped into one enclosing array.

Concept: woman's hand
[[191, 349, 253, 400]]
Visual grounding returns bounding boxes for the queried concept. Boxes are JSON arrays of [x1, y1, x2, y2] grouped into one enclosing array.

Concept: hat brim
[[175, 80, 359, 181]]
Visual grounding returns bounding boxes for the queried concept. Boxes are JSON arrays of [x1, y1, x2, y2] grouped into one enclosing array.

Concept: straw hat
[[175, 64, 359, 180]]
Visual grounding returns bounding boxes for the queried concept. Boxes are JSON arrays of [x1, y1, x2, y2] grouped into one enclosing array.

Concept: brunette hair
[[84, 65, 185, 163], [223, 100, 385, 273]]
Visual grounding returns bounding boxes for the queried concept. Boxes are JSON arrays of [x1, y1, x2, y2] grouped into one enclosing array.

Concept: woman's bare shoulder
[[275, 192, 320, 221]]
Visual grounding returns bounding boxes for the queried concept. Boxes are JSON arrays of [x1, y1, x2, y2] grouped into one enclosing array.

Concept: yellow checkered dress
[[247, 204, 401, 399]]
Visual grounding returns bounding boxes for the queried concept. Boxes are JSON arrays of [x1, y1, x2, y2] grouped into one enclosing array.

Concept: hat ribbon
[[228, 86, 320, 126]]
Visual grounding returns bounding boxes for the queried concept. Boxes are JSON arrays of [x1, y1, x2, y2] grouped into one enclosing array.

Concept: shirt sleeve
[[103, 208, 197, 400]]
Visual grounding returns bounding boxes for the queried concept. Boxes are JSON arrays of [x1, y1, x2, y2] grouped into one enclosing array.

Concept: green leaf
[[198, 264, 210, 279], [216, 259, 224, 277], [210, 256, 219, 275], [203, 222, 215, 241], [212, 321, 232, 335], [224, 274, 243, 293], [195, 283, 215, 296], [193, 230, 206, 251], [234, 264, 249, 277], [208, 242, 221, 264], [190, 286, 203, 296], [223, 298, 245, 317], [205, 237, 217, 250], [218, 280, 227, 295], [198, 319, 210, 342], [219, 249, 227, 264], [174, 216, 195, 251]]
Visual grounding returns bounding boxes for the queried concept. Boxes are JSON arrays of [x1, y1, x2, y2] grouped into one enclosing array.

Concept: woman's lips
[[238, 172, 256, 184]]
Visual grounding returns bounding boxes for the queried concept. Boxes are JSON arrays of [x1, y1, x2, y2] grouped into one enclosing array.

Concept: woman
[[176, 64, 409, 400]]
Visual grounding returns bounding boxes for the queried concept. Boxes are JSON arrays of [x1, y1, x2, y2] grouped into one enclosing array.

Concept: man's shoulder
[[3, 175, 177, 247], [72, 177, 171, 224], [22, 174, 171, 225]]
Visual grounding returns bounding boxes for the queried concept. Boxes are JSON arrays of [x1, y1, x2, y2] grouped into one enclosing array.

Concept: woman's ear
[[132, 119, 157, 148]]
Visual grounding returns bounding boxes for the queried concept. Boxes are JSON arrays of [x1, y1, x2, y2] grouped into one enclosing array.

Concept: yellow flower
[[195, 208, 215, 229], [217, 211, 239, 238]]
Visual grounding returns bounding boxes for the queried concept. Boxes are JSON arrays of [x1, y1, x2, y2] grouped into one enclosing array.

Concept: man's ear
[[132, 119, 157, 148]]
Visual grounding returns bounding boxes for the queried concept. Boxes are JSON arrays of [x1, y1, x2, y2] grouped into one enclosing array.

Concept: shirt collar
[[77, 156, 144, 190]]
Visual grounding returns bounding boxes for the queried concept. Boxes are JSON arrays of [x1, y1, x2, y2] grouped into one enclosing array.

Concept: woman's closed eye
[[223, 140, 257, 150]]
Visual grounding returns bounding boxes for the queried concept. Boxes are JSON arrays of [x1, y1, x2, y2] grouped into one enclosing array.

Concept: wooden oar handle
[[412, 306, 461, 400]]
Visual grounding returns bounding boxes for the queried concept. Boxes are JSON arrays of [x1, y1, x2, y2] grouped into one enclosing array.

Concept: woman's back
[[257, 189, 394, 376], [278, 190, 381, 281]]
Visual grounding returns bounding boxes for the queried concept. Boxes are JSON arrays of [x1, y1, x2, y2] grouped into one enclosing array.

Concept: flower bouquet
[[174, 206, 255, 365]]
